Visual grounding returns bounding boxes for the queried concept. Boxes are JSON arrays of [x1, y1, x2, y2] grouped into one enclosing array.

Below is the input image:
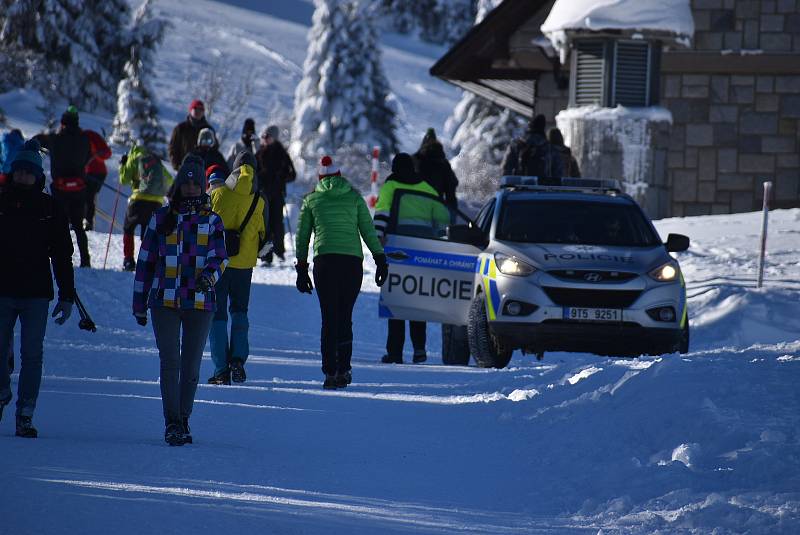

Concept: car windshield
[[496, 199, 661, 247]]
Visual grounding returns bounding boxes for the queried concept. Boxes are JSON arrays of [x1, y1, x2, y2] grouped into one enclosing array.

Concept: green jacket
[[119, 145, 173, 204], [373, 175, 449, 239], [295, 175, 383, 262]]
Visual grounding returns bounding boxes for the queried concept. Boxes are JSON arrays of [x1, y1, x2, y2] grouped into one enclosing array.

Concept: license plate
[[562, 307, 622, 322]]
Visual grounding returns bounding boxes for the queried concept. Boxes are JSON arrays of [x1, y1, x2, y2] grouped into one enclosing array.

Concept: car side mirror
[[447, 224, 486, 248], [665, 233, 690, 252]]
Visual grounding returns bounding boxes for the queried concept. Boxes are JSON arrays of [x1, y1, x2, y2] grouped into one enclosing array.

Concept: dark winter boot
[[381, 354, 403, 364], [165, 422, 184, 446], [323, 374, 338, 390], [123, 257, 136, 271], [207, 369, 231, 385], [230, 359, 246, 383], [412, 350, 427, 364], [181, 418, 192, 445], [80, 257, 91, 269], [15, 415, 38, 438], [0, 398, 9, 423], [335, 370, 352, 388]]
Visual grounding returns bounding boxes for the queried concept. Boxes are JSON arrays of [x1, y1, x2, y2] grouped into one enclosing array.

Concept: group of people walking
[[0, 101, 577, 446]]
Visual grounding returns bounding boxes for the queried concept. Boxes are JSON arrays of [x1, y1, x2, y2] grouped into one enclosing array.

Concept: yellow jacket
[[210, 163, 266, 269]]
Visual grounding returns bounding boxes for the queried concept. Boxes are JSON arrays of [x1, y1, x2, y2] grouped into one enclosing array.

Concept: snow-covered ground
[[2, 1, 799, 533]]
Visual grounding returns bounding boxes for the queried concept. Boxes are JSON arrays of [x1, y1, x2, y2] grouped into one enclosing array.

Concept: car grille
[[542, 287, 642, 308], [548, 270, 638, 283]]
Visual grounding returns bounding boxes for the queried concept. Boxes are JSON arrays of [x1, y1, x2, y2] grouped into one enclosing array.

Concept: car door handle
[[387, 250, 409, 261]]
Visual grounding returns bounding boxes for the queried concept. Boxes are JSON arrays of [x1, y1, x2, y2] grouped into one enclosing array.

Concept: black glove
[[134, 313, 147, 326], [197, 274, 213, 293], [295, 262, 313, 294], [120, 153, 128, 166], [374, 254, 389, 287]]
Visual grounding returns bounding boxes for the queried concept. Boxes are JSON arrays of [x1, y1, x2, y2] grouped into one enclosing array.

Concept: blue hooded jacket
[[1, 129, 24, 174]]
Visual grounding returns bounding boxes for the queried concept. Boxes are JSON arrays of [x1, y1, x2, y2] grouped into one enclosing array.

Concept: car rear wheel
[[468, 295, 513, 369], [441, 324, 470, 365]]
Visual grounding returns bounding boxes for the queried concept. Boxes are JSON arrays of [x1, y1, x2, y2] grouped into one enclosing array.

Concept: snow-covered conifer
[[380, 0, 476, 45], [291, 0, 397, 164], [111, 0, 167, 155]]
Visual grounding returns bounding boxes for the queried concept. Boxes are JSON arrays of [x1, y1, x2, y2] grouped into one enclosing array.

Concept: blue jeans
[[209, 268, 253, 375], [0, 298, 49, 417]]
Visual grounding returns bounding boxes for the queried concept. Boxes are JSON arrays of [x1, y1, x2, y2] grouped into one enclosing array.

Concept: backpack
[[517, 138, 554, 179], [137, 153, 167, 196]]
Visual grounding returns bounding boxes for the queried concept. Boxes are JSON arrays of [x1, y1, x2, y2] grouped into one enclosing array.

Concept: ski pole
[[103, 176, 123, 269], [74, 292, 97, 333]]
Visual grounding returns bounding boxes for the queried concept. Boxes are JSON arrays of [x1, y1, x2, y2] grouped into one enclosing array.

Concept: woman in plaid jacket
[[133, 154, 228, 446]]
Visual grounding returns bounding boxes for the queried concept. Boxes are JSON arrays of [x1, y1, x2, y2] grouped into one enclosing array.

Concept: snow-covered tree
[[380, 0, 477, 45], [291, 0, 397, 165], [0, 0, 130, 111], [445, 0, 526, 200], [111, 0, 167, 155]]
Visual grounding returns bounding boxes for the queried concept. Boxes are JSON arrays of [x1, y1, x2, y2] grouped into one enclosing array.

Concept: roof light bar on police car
[[499, 176, 623, 193]]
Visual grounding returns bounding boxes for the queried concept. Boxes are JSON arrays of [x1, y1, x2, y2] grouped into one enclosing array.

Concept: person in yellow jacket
[[207, 151, 266, 385], [374, 153, 450, 365], [119, 145, 173, 271]]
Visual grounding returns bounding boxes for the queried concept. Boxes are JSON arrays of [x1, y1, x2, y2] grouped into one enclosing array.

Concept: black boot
[[323, 374, 338, 389], [207, 369, 231, 385], [123, 257, 136, 271], [230, 359, 246, 383], [182, 418, 192, 445], [381, 354, 403, 364], [16, 415, 38, 438], [335, 370, 352, 388], [412, 350, 427, 364], [0, 398, 9, 423], [165, 422, 183, 446]]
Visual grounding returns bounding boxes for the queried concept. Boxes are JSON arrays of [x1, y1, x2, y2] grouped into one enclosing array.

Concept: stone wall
[[664, 0, 800, 216]]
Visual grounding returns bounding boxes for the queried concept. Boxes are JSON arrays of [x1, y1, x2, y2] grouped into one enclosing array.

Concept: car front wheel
[[467, 295, 513, 369]]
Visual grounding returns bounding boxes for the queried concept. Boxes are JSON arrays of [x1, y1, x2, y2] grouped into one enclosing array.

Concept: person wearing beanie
[[0, 139, 75, 438], [168, 99, 213, 171], [191, 128, 228, 178], [206, 150, 265, 385], [225, 118, 258, 170], [373, 153, 450, 365], [413, 128, 459, 208], [255, 124, 295, 265], [133, 153, 228, 446], [295, 155, 387, 389], [500, 113, 563, 181], [34, 106, 93, 267], [118, 144, 174, 271], [205, 164, 226, 191], [548, 127, 581, 178]]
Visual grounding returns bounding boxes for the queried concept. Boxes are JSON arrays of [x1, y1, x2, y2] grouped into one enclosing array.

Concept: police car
[[378, 176, 690, 368]]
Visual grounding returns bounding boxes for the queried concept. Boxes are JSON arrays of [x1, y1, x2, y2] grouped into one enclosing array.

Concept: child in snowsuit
[[133, 154, 228, 446]]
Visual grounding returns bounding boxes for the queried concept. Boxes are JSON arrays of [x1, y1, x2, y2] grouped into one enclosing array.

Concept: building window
[[570, 39, 660, 108]]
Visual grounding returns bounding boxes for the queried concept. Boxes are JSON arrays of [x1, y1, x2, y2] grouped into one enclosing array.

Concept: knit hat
[[61, 105, 79, 127], [421, 127, 437, 146], [528, 114, 547, 135], [318, 155, 340, 180], [391, 152, 416, 179], [10, 139, 46, 188], [175, 154, 206, 189], [206, 164, 226, 186], [242, 118, 255, 135], [261, 125, 280, 140], [232, 150, 256, 171], [189, 99, 205, 111], [197, 128, 216, 147]]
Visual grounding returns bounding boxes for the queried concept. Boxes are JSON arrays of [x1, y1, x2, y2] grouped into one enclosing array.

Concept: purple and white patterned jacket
[[132, 202, 228, 314]]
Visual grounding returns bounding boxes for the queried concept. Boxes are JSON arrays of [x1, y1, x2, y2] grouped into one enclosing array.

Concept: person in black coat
[[548, 128, 581, 178], [168, 99, 213, 171], [413, 128, 459, 208], [255, 125, 295, 263], [35, 107, 92, 267], [0, 140, 75, 438], [191, 128, 229, 177]]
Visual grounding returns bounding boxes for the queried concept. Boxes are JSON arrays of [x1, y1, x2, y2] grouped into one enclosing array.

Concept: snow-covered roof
[[541, 0, 695, 61]]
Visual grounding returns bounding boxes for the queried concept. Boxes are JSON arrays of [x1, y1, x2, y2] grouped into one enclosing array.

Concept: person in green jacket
[[295, 155, 388, 389], [374, 153, 449, 365]]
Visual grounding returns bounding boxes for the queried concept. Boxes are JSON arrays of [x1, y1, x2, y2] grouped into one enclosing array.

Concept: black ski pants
[[386, 320, 426, 359], [266, 195, 286, 257], [53, 190, 90, 265], [312, 254, 362, 376], [84, 173, 106, 230]]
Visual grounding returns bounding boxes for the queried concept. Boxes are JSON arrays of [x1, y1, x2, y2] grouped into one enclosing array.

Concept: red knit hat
[[189, 99, 205, 111], [318, 155, 340, 180]]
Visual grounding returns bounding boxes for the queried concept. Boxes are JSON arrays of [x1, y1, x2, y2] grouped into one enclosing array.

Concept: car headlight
[[649, 261, 680, 282], [494, 252, 536, 276]]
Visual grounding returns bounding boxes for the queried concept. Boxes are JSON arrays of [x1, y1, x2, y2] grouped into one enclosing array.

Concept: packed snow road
[[1, 210, 799, 534]]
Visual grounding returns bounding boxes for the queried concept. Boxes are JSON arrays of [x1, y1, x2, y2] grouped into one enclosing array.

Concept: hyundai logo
[[584, 272, 603, 282]]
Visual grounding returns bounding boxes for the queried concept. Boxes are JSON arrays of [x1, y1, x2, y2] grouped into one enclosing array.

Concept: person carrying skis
[[413, 128, 459, 209], [374, 153, 447, 365], [133, 154, 227, 446], [82, 129, 112, 231], [501, 114, 563, 182], [34, 106, 93, 267], [0, 140, 75, 438], [226, 118, 257, 170], [255, 125, 295, 264], [295, 155, 387, 389], [119, 144, 174, 271], [168, 99, 213, 171], [192, 128, 229, 177], [207, 151, 265, 385]]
